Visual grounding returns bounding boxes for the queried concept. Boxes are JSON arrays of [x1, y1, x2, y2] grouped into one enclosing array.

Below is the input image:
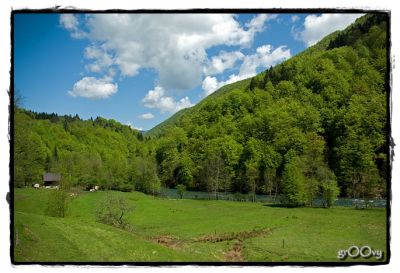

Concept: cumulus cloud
[[61, 13, 284, 109], [201, 44, 291, 97], [239, 45, 291, 78], [246, 14, 276, 33], [204, 51, 244, 76], [59, 14, 86, 39], [142, 86, 193, 114], [61, 14, 276, 92], [68, 77, 118, 99], [84, 45, 114, 73], [139, 113, 155, 120], [295, 14, 363, 46], [202, 76, 220, 97]]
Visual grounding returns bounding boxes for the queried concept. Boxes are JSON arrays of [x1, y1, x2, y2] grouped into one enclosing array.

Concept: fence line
[[158, 188, 386, 208]]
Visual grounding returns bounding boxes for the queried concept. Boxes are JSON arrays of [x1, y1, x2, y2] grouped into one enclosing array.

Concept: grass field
[[13, 188, 387, 263]]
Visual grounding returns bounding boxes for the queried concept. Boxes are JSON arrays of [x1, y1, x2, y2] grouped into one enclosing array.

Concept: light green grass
[[13, 188, 387, 262]]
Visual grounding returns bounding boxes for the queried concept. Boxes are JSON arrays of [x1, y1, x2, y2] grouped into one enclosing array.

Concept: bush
[[45, 189, 69, 217], [320, 178, 340, 208], [96, 194, 134, 229], [176, 184, 187, 199], [281, 155, 307, 206], [317, 166, 340, 208]]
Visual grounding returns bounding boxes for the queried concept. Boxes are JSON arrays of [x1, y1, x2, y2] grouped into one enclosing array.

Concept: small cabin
[[43, 173, 61, 188]]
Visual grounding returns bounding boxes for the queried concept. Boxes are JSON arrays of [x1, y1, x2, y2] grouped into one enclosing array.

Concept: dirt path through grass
[[150, 226, 273, 261]]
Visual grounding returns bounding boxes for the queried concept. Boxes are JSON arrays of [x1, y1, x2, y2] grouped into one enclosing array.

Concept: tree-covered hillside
[[13, 14, 389, 206], [150, 13, 389, 204], [13, 109, 160, 193]]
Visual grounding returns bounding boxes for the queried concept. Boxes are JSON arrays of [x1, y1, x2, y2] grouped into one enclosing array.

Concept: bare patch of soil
[[22, 224, 39, 242], [224, 240, 244, 262], [195, 227, 272, 243], [152, 235, 181, 249], [194, 227, 272, 262]]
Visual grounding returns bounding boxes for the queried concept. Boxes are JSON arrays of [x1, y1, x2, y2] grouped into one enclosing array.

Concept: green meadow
[[13, 188, 386, 263]]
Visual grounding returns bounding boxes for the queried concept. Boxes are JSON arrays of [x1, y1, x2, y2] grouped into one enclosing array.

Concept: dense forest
[[13, 14, 389, 206], [13, 109, 160, 194]]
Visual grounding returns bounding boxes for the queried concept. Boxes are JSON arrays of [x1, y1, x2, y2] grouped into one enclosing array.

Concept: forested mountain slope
[[150, 13, 389, 204], [13, 109, 160, 193]]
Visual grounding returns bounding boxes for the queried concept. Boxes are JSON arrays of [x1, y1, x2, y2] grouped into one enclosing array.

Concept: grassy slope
[[14, 189, 387, 262]]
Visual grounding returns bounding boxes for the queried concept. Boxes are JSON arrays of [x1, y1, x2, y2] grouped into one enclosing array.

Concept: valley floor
[[13, 188, 387, 263]]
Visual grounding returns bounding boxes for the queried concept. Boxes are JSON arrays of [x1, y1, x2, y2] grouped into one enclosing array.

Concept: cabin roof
[[43, 173, 61, 182]]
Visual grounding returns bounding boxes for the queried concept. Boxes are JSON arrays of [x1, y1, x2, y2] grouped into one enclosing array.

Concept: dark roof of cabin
[[43, 173, 61, 182]]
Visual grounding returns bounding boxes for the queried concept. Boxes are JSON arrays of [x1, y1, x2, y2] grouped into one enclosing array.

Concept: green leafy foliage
[[132, 156, 161, 195], [176, 184, 187, 199], [319, 168, 340, 208], [45, 189, 69, 217], [14, 108, 153, 193]]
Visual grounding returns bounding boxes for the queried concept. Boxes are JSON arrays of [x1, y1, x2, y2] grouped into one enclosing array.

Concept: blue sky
[[14, 13, 362, 131]]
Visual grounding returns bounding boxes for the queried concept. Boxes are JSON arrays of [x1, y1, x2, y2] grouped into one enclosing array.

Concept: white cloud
[[139, 113, 155, 120], [59, 14, 78, 30], [61, 14, 282, 105], [246, 14, 276, 33], [84, 45, 114, 73], [295, 14, 363, 46], [142, 86, 193, 114], [68, 77, 118, 99], [59, 14, 86, 39], [201, 44, 291, 97], [291, 15, 300, 23], [204, 51, 244, 76], [239, 45, 291, 78], [61, 14, 276, 91], [202, 76, 220, 97]]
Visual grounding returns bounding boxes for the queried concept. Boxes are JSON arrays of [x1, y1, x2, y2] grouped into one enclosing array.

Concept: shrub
[[45, 189, 69, 217], [96, 194, 134, 229], [176, 184, 187, 199]]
